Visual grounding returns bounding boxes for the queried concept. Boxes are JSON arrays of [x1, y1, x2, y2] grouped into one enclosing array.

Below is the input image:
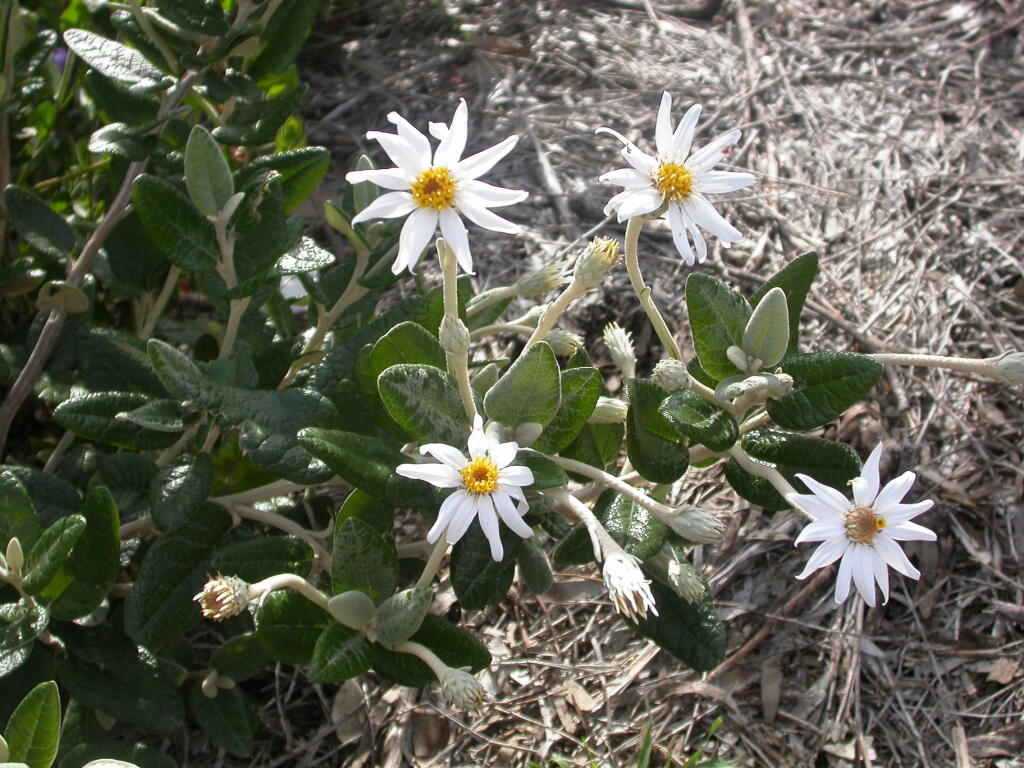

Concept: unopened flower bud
[[602, 551, 658, 622], [994, 352, 1024, 383], [201, 670, 220, 698], [666, 555, 707, 603], [216, 675, 236, 689], [603, 322, 636, 379], [726, 345, 759, 374], [572, 237, 620, 290], [546, 329, 583, 357], [517, 305, 547, 328], [667, 507, 725, 545], [5, 537, 23, 573], [439, 314, 471, 357], [517, 263, 568, 298], [194, 574, 249, 621], [514, 422, 544, 447], [653, 358, 691, 392], [588, 396, 628, 424], [441, 667, 486, 710]]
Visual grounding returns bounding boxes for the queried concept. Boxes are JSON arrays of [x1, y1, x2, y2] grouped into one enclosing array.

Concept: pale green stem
[[868, 352, 1001, 376], [524, 281, 585, 349], [466, 285, 517, 316], [119, 515, 157, 538], [211, 479, 311, 506], [623, 217, 682, 360], [42, 430, 75, 474], [139, 266, 180, 340], [127, 0, 179, 73], [438, 240, 477, 422], [550, 456, 675, 523], [390, 640, 448, 678], [248, 573, 330, 612], [234, 505, 330, 566], [212, 216, 249, 360], [726, 445, 812, 519], [546, 489, 621, 563], [154, 421, 202, 468], [415, 537, 449, 588], [469, 322, 534, 342]]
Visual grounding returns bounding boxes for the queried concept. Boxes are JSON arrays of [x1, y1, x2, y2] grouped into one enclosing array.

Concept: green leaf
[[184, 126, 233, 217], [631, 583, 725, 671], [551, 523, 595, 566], [741, 286, 789, 369], [62, 29, 163, 86], [625, 379, 688, 484], [723, 460, 788, 511], [131, 175, 218, 272], [299, 428, 438, 508], [375, 587, 432, 646], [561, 423, 623, 475], [3, 187, 75, 258], [484, 342, 561, 427], [213, 85, 308, 146], [87, 122, 157, 160], [750, 252, 818, 353], [21, 515, 86, 595], [742, 430, 861, 492], [188, 686, 254, 758], [377, 364, 468, 446], [0, 603, 48, 679], [123, 503, 233, 648], [210, 535, 312, 583], [331, 517, 398, 601], [154, 0, 227, 34], [47, 487, 119, 621], [94, 454, 156, 517], [247, 0, 318, 79], [243, 147, 330, 212], [767, 352, 884, 430], [54, 392, 178, 451], [515, 451, 568, 490], [253, 589, 329, 665], [600, 493, 666, 561], [307, 625, 373, 684], [685, 274, 751, 380], [450, 522, 520, 610], [517, 540, 553, 594], [370, 323, 446, 380], [4, 681, 59, 768], [115, 399, 192, 433], [532, 367, 601, 454], [659, 391, 738, 452], [0, 472, 41, 552], [209, 633, 270, 683], [148, 454, 214, 531], [370, 614, 489, 686], [273, 237, 334, 276]]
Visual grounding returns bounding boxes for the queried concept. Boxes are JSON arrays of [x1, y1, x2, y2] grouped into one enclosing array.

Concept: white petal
[[394, 207, 438, 274], [428, 121, 448, 141], [457, 198, 520, 235], [834, 550, 854, 603], [850, 546, 877, 607], [872, 471, 916, 514], [599, 168, 653, 189], [668, 203, 695, 265], [686, 129, 741, 171], [655, 92, 673, 157], [439, 207, 473, 274], [623, 145, 658, 175], [796, 534, 849, 578], [872, 535, 920, 579], [345, 168, 411, 190], [497, 465, 534, 487], [870, 548, 890, 604], [884, 521, 937, 542], [791, 475, 851, 518], [445, 492, 480, 545], [603, 188, 637, 217], [612, 188, 663, 221], [697, 170, 756, 194], [434, 99, 468, 167], [672, 103, 702, 157], [883, 500, 934, 524], [686, 214, 708, 262], [490, 441, 518, 470], [852, 443, 884, 507], [467, 425, 490, 459], [454, 135, 518, 180], [386, 112, 432, 164], [501, 483, 527, 503], [420, 442, 468, 469], [428, 490, 467, 542], [350, 191, 416, 225], [794, 518, 846, 545], [366, 131, 429, 175], [457, 179, 528, 208], [396, 462, 461, 488], [685, 195, 742, 243], [476, 494, 503, 560], [492, 489, 533, 538]]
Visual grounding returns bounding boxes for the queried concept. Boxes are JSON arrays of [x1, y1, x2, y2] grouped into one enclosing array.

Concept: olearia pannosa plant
[[0, 1, 1020, 762]]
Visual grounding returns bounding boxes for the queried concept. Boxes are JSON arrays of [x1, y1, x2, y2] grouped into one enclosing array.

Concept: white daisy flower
[[345, 100, 528, 275], [396, 416, 535, 561], [597, 92, 755, 265], [786, 443, 937, 607]]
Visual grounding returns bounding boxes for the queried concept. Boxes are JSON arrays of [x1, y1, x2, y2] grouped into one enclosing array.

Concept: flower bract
[[345, 100, 528, 275], [597, 92, 755, 265], [786, 443, 936, 606], [396, 416, 535, 560]]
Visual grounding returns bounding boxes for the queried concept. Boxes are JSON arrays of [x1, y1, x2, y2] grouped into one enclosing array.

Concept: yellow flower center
[[410, 167, 457, 210], [460, 456, 499, 495], [845, 507, 887, 544], [653, 162, 694, 202]]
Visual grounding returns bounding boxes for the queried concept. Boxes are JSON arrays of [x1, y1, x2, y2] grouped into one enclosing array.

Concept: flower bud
[[653, 358, 691, 392], [517, 305, 547, 328], [441, 667, 486, 710], [994, 352, 1024, 383], [439, 314, 471, 357], [666, 507, 725, 545], [513, 422, 544, 447], [546, 329, 583, 357], [602, 551, 658, 622], [201, 670, 220, 699], [666, 555, 707, 603], [516, 263, 568, 298], [588, 396, 628, 424], [572, 237, 620, 290], [194, 574, 249, 621], [603, 322, 636, 379], [5, 537, 23, 573]]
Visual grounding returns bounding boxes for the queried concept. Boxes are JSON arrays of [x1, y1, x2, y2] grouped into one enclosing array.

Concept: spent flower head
[[573, 236, 621, 289], [441, 667, 487, 710], [598, 93, 755, 265], [667, 507, 725, 545], [194, 574, 249, 621], [787, 443, 936, 606], [345, 99, 527, 275], [603, 322, 636, 379], [603, 551, 658, 622], [396, 416, 535, 561], [994, 351, 1024, 383]]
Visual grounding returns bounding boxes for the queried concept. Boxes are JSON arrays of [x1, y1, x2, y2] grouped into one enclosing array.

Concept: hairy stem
[[415, 537, 449, 588], [623, 217, 682, 360], [550, 455, 675, 522], [726, 445, 810, 518], [524, 281, 584, 349], [248, 573, 330, 612], [868, 352, 1001, 376], [138, 266, 180, 340], [438, 240, 477, 422]]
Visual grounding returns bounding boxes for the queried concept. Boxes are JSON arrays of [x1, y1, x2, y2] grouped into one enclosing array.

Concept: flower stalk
[[437, 239, 477, 422], [623, 216, 682, 360]]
